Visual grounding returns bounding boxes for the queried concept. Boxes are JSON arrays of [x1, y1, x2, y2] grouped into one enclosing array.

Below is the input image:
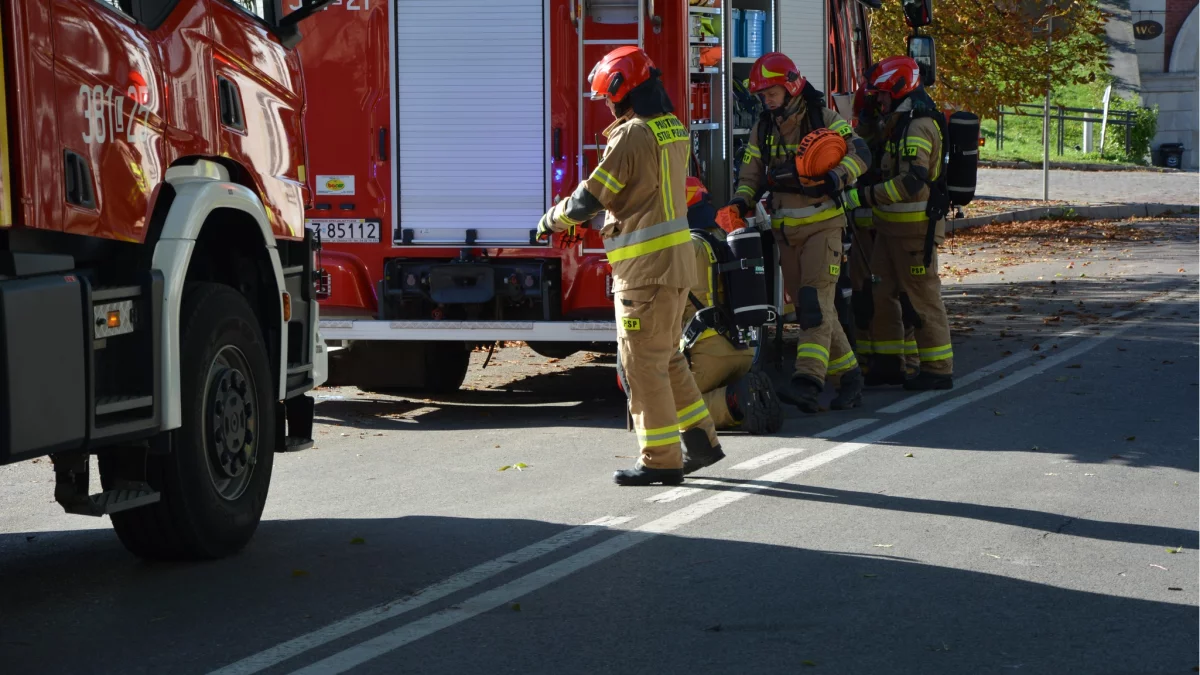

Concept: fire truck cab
[[1, 0, 333, 560], [298, 0, 874, 393]]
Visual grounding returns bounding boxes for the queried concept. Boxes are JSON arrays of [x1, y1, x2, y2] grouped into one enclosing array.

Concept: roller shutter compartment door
[[395, 0, 547, 245]]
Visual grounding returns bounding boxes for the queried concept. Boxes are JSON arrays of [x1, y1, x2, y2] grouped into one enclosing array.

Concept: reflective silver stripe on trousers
[[773, 203, 840, 220], [875, 201, 928, 214], [603, 216, 690, 253]]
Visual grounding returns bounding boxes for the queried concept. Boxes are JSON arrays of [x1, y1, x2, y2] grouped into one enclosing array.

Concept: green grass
[[977, 77, 1150, 166]]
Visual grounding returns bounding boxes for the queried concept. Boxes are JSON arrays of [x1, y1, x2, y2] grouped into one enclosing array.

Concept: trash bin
[[1157, 142, 1184, 168]]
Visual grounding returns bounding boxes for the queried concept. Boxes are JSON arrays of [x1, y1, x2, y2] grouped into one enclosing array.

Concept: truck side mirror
[[907, 35, 937, 87], [273, 0, 337, 48], [903, 0, 933, 28]]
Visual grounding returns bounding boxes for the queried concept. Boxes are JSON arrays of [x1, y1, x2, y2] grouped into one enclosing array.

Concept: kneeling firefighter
[[716, 52, 872, 413], [843, 56, 955, 390], [681, 178, 783, 435], [537, 47, 722, 486], [848, 76, 920, 384]]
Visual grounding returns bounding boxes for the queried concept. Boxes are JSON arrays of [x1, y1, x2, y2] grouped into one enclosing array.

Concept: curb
[[979, 160, 1184, 173], [946, 203, 1199, 233]]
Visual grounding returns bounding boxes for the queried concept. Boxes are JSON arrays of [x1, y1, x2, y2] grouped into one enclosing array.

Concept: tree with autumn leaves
[[868, 0, 1110, 119]]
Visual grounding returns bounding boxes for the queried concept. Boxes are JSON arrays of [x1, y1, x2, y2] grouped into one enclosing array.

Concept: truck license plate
[[305, 219, 380, 244]]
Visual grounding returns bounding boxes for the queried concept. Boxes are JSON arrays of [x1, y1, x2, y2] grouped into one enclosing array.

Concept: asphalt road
[[1, 218, 1197, 675]]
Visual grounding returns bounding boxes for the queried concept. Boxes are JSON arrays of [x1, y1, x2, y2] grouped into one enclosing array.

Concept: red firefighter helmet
[[748, 52, 806, 97], [686, 176, 709, 208], [588, 46, 654, 103], [864, 55, 922, 99]]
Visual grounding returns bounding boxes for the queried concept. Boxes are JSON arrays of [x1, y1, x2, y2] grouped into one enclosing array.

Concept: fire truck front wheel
[[105, 282, 276, 561]]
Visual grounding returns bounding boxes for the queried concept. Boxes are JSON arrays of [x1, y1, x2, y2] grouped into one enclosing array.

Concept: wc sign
[[1133, 20, 1163, 40]]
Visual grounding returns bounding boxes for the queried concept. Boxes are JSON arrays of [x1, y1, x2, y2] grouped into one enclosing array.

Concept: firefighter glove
[[716, 202, 747, 234], [535, 213, 555, 243], [843, 187, 871, 210]]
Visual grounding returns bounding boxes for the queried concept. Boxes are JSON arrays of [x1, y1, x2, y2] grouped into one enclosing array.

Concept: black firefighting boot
[[613, 465, 685, 486], [864, 355, 906, 386], [777, 376, 823, 414], [903, 371, 953, 391], [830, 367, 865, 410], [681, 427, 725, 475], [727, 371, 783, 435]]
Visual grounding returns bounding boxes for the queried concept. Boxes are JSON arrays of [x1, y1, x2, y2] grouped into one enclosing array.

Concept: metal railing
[[995, 104, 1135, 156]]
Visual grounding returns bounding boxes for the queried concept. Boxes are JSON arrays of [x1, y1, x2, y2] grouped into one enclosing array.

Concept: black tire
[[104, 283, 276, 561], [423, 341, 470, 394], [525, 341, 582, 360]]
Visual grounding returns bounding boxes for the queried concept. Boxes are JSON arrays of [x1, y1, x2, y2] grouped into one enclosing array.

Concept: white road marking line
[[811, 417, 879, 439], [286, 306, 1155, 675], [206, 516, 633, 675], [645, 478, 719, 503], [880, 307, 1140, 415], [730, 447, 807, 471]]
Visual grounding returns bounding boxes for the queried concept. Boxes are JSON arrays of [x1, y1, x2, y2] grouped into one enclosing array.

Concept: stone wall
[[1130, 0, 1197, 169]]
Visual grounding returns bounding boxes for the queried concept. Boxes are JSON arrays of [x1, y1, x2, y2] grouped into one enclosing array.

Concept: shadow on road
[[0, 514, 1195, 674]]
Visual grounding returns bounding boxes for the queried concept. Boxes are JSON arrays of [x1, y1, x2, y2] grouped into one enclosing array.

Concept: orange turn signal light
[[282, 292, 292, 322], [107, 311, 121, 328]]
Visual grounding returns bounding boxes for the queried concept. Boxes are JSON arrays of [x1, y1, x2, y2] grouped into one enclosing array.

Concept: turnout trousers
[[687, 335, 754, 430], [869, 232, 954, 375], [776, 218, 858, 387], [616, 285, 719, 469], [849, 225, 918, 373]]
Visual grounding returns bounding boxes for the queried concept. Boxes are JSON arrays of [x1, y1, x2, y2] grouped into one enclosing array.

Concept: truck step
[[60, 482, 161, 517]]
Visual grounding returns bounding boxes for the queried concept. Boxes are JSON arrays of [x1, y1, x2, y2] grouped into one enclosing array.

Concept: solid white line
[[878, 350, 1031, 414], [645, 479, 719, 503], [206, 516, 632, 675], [879, 307, 1139, 415], [811, 417, 879, 439], [287, 310, 1151, 675], [730, 447, 807, 471]]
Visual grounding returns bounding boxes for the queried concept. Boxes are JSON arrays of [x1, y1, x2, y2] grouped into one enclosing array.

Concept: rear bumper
[[319, 319, 617, 342]]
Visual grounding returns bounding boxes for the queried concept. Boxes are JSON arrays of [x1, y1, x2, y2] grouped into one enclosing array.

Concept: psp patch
[[910, 265, 927, 276], [621, 317, 642, 331], [829, 264, 841, 276]]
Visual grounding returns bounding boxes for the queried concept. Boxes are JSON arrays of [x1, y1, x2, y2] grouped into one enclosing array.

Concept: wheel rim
[[203, 345, 258, 501]]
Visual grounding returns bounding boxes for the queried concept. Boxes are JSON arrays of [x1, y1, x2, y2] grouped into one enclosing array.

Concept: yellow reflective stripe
[[552, 202, 583, 226], [919, 344, 954, 362], [775, 204, 845, 228], [873, 208, 928, 223], [884, 181, 903, 202], [796, 342, 830, 366], [604, 216, 689, 260], [873, 340, 906, 355], [660, 148, 676, 221], [828, 351, 858, 375], [677, 399, 710, 429], [903, 136, 934, 153], [829, 119, 852, 137], [904, 340, 919, 355], [607, 228, 690, 263], [840, 156, 862, 181], [736, 185, 757, 199], [591, 167, 625, 193], [856, 340, 875, 355], [743, 145, 762, 159], [641, 433, 682, 448]]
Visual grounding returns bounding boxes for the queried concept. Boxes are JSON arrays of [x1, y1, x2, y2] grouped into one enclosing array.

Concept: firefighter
[[682, 178, 783, 435], [716, 52, 871, 413], [844, 56, 954, 390], [848, 77, 920, 385], [537, 47, 723, 486]]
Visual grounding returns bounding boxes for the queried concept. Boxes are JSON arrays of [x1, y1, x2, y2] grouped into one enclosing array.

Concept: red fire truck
[[299, 0, 876, 393], [1, 0, 333, 559]]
